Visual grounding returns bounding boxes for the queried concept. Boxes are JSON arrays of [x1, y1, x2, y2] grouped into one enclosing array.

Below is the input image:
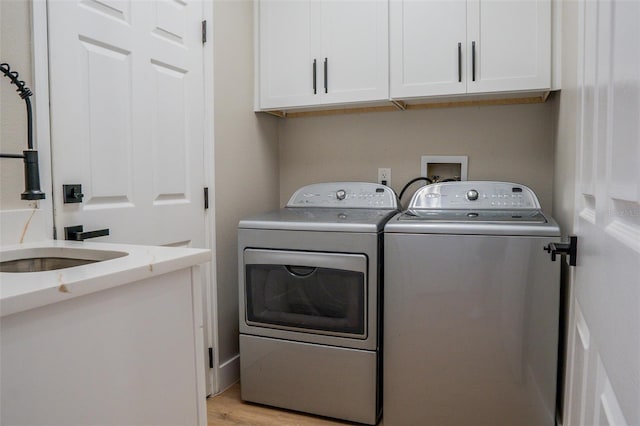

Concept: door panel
[[79, 38, 134, 206], [319, 0, 388, 104], [258, 0, 317, 109], [594, 356, 629, 426], [606, 0, 640, 251], [150, 62, 189, 203], [565, 300, 594, 426], [80, 0, 131, 23], [257, 0, 387, 109], [49, 0, 205, 248], [390, 0, 467, 98], [565, 0, 640, 424], [467, 0, 551, 93], [577, 0, 598, 205], [153, 0, 187, 43]]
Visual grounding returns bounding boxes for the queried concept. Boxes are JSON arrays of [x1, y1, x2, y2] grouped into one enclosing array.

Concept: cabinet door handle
[[472, 41, 476, 82], [458, 42, 462, 82], [324, 57, 328, 93], [313, 59, 317, 94]]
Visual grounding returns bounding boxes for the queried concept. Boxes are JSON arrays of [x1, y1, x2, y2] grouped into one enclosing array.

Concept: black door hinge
[[208, 347, 213, 368], [204, 187, 209, 210], [202, 20, 207, 44]]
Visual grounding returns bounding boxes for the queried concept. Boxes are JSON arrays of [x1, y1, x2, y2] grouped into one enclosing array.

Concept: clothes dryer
[[238, 182, 398, 425]]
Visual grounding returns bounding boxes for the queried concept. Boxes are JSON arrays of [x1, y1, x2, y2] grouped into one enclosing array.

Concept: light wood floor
[[207, 384, 362, 426]]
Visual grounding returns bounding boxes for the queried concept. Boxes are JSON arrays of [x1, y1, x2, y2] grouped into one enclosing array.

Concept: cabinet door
[[258, 0, 319, 109], [467, 0, 550, 93], [318, 0, 388, 105], [390, 0, 467, 98]]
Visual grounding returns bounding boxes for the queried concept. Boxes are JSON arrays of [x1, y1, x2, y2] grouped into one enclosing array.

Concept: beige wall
[[279, 102, 556, 212], [0, 0, 33, 210], [213, 0, 279, 376], [3, 0, 567, 393]]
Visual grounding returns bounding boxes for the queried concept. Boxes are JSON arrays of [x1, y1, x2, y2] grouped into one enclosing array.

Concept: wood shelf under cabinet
[[261, 91, 553, 119]]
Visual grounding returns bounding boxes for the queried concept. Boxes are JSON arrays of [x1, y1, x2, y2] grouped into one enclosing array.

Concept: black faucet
[[0, 62, 46, 200]]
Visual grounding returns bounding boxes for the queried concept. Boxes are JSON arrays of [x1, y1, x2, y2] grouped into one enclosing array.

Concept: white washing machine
[[238, 182, 398, 425], [384, 181, 561, 426]]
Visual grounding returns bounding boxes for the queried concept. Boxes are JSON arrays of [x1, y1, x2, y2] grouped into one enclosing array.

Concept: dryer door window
[[244, 249, 368, 338]]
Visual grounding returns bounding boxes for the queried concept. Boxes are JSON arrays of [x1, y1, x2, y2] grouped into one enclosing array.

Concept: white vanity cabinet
[[390, 0, 551, 99], [256, 0, 388, 110], [0, 241, 210, 426]]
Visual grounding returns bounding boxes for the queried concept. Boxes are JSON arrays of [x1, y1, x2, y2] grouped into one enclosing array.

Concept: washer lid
[[385, 210, 560, 236]]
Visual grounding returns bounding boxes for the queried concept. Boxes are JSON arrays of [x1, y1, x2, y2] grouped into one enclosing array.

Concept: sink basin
[[0, 247, 128, 273]]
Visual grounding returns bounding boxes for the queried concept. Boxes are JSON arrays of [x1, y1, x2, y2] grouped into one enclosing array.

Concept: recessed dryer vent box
[[421, 155, 468, 182]]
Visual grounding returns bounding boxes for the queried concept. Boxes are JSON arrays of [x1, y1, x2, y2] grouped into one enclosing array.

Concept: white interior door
[[564, 0, 639, 424], [47, 0, 214, 394], [48, 0, 204, 247]]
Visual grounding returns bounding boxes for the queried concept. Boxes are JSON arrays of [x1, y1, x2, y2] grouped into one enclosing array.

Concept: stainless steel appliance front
[[384, 181, 561, 425], [238, 182, 397, 425]]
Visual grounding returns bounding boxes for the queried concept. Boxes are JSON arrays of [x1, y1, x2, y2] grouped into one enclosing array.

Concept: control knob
[[336, 189, 347, 200], [466, 189, 479, 201]]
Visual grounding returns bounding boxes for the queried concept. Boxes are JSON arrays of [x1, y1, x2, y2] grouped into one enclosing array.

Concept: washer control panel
[[409, 181, 541, 210], [287, 182, 399, 209]]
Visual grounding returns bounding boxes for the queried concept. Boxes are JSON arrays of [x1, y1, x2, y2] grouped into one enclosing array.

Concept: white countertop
[[0, 240, 211, 317]]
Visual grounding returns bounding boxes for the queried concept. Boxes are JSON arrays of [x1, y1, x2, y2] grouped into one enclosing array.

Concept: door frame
[[201, 0, 220, 396], [30, 0, 219, 395]]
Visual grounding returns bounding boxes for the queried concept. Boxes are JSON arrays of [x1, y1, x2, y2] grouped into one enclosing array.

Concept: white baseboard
[[217, 353, 240, 394]]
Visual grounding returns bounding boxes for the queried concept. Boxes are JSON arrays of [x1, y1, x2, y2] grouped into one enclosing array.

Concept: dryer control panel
[[409, 181, 541, 210], [287, 182, 399, 209]]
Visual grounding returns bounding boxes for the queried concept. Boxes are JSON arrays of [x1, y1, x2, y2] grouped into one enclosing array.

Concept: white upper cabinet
[[467, 0, 551, 93], [257, 0, 316, 109], [390, 0, 467, 98], [318, 1, 389, 105], [256, 0, 388, 110], [390, 0, 551, 99]]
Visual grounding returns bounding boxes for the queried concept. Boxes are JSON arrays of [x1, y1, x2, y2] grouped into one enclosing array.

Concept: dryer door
[[243, 249, 368, 340]]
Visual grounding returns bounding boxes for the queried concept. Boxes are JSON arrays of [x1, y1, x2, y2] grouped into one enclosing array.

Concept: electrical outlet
[[378, 168, 391, 186]]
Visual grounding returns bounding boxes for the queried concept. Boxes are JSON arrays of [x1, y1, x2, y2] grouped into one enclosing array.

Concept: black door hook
[[544, 235, 578, 266]]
